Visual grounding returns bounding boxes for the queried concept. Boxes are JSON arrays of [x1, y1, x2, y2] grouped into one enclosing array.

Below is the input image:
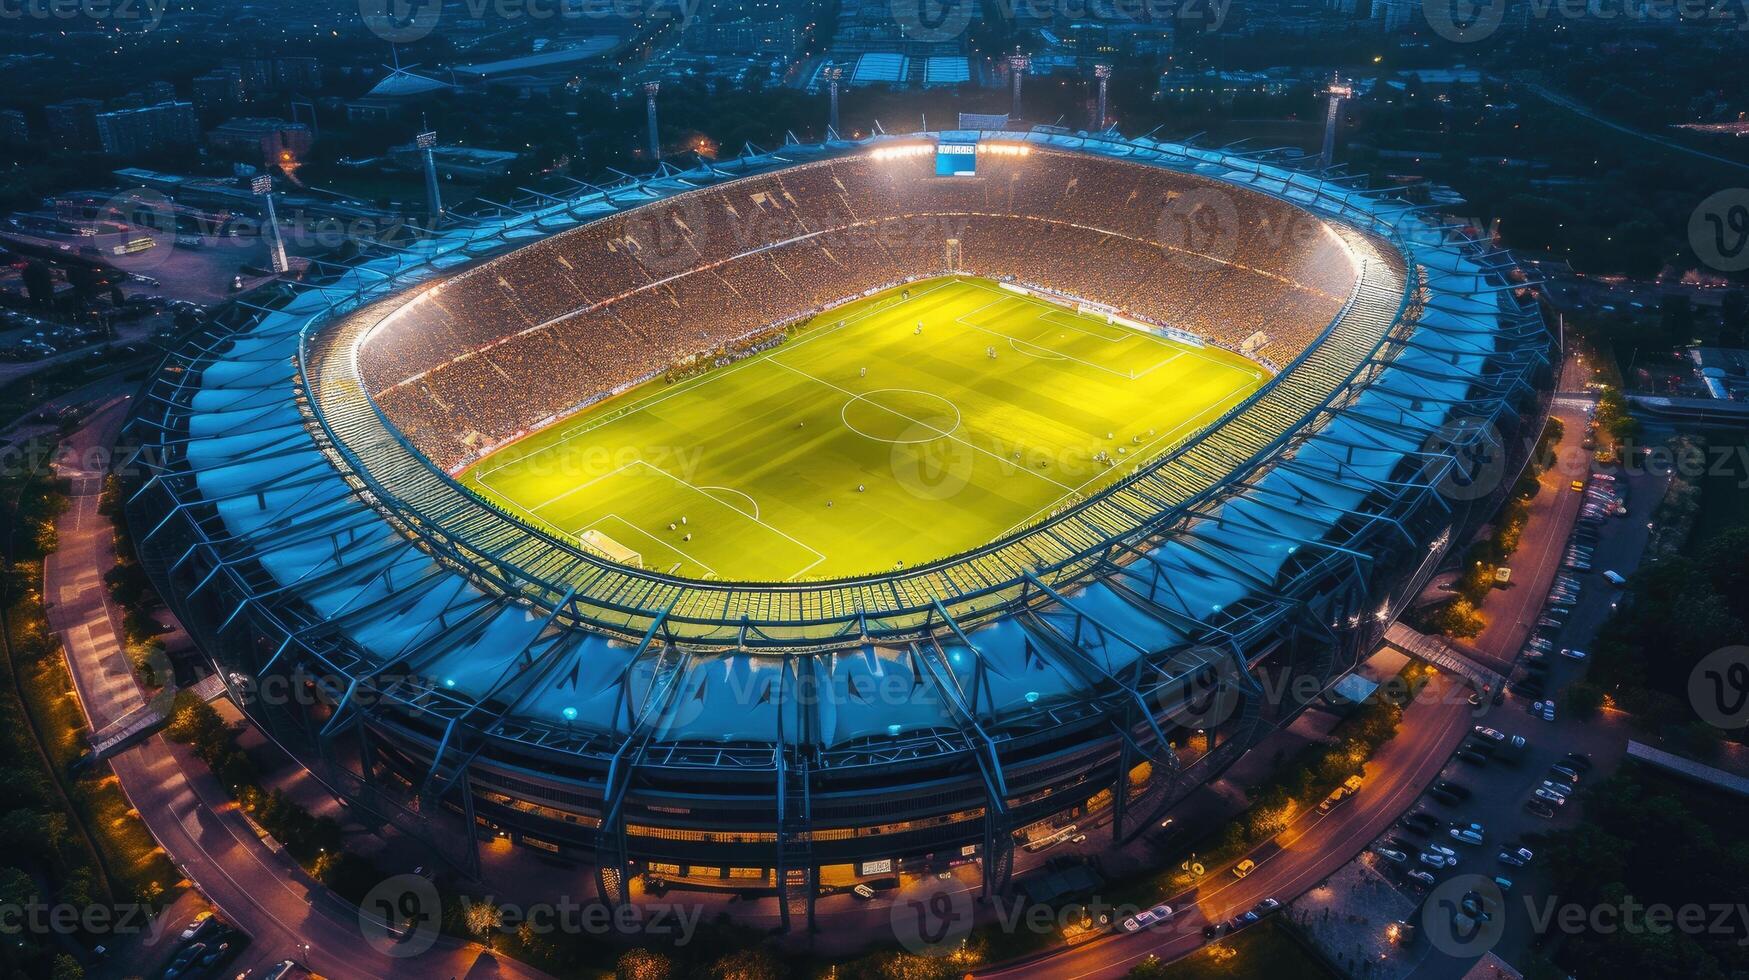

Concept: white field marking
[[476, 473, 586, 543], [580, 512, 720, 579], [473, 278, 967, 481], [957, 277, 1248, 374], [700, 484, 759, 520], [767, 358, 1078, 494], [948, 286, 1184, 379], [507, 457, 646, 515], [635, 460, 828, 580], [955, 312, 1181, 380], [1008, 335, 1069, 360], [839, 388, 964, 444], [993, 371, 1263, 537], [1036, 308, 1141, 344]]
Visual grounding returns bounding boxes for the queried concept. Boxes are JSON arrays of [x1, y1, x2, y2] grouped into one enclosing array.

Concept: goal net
[[579, 529, 642, 568]]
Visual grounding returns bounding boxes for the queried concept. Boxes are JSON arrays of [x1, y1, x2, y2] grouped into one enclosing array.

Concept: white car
[[1407, 870, 1437, 886], [1121, 904, 1174, 933], [1375, 847, 1408, 864], [1472, 726, 1506, 742], [1419, 851, 1454, 869], [1533, 787, 1568, 806], [1540, 702, 1557, 722], [1450, 827, 1484, 846], [1540, 779, 1572, 797], [1560, 648, 1588, 661], [1426, 843, 1458, 860], [178, 913, 212, 941]]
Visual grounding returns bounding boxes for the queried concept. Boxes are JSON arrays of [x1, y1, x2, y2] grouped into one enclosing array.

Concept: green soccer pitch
[[461, 276, 1267, 581]]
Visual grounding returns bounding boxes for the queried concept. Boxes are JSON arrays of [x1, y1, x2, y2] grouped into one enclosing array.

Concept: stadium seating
[[359, 150, 1361, 470]]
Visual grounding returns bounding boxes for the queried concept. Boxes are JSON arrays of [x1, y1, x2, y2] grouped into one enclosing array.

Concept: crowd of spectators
[[360, 150, 1366, 470]]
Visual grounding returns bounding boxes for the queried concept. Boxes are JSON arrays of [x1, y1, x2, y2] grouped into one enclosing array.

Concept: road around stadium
[[463, 276, 1264, 580]]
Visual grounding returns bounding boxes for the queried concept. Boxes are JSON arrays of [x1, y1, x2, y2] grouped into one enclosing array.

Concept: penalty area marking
[[700, 484, 759, 520], [640, 462, 829, 581], [580, 512, 720, 579]]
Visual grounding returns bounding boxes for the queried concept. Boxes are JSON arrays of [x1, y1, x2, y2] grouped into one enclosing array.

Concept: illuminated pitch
[[463, 277, 1266, 581]]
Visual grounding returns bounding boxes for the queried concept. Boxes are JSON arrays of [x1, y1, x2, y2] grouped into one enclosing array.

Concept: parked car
[[1524, 798, 1557, 819], [1561, 752, 1593, 773], [1472, 726, 1506, 742], [1559, 648, 1588, 661], [1533, 787, 1568, 806], [1121, 904, 1174, 933], [1375, 847, 1408, 864], [1407, 869, 1436, 887], [1401, 811, 1441, 833]]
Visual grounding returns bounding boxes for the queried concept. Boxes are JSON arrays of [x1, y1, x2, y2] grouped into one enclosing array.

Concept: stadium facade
[[125, 129, 1550, 928]]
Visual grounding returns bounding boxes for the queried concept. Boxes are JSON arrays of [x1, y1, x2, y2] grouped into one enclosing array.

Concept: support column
[[1008, 53, 1030, 119], [644, 81, 662, 161], [824, 65, 843, 136], [417, 129, 443, 225], [1093, 63, 1112, 131], [1320, 76, 1352, 170]]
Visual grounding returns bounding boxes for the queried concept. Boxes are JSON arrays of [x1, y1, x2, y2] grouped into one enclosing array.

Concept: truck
[[1318, 774, 1365, 813]]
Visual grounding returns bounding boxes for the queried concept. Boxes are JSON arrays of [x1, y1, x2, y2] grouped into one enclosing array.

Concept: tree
[[616, 949, 674, 980], [463, 899, 503, 948], [1565, 682, 1605, 720], [50, 954, 84, 980]]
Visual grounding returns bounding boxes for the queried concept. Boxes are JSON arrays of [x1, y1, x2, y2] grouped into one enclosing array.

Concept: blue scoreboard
[[936, 131, 979, 176]]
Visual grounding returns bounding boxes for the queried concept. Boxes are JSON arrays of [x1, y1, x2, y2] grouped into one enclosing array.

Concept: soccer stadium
[[126, 129, 1550, 927]]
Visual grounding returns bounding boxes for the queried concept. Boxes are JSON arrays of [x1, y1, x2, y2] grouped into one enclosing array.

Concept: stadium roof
[[130, 129, 1546, 756]]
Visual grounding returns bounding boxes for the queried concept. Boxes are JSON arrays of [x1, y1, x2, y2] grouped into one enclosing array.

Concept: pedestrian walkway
[[1382, 623, 1505, 693]]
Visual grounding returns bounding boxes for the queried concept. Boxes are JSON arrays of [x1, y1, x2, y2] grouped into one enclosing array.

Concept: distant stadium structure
[[127, 129, 1550, 929]]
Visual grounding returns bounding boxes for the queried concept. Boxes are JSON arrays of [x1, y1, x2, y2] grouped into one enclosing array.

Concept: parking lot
[[1366, 435, 1670, 977]]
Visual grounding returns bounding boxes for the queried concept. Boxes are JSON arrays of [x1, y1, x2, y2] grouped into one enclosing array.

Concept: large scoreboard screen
[[936, 131, 979, 176]]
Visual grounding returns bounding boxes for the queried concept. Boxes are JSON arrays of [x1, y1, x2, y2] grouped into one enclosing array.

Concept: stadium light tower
[[1320, 75, 1353, 170], [643, 81, 662, 161], [416, 129, 443, 225], [1093, 63, 1112, 131], [1008, 52, 1030, 120], [251, 174, 289, 274], [824, 64, 844, 136]]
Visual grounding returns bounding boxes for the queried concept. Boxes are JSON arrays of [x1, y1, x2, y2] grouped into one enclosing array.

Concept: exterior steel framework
[[125, 130, 1548, 927]]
